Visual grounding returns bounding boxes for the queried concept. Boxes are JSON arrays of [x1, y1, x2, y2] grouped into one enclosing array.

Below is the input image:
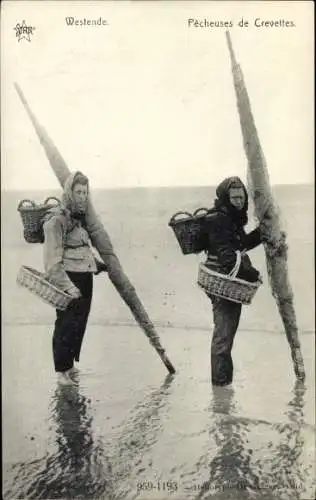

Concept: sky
[[1, 1, 314, 190]]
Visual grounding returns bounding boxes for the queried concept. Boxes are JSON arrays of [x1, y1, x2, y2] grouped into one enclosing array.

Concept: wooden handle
[[159, 352, 176, 374]]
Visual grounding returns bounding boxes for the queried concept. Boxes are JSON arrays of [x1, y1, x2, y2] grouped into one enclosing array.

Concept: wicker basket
[[18, 197, 60, 243], [17, 265, 74, 311], [169, 208, 209, 255], [198, 251, 261, 305]]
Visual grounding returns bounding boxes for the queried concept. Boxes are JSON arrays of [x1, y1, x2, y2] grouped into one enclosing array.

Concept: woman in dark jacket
[[204, 176, 263, 387]]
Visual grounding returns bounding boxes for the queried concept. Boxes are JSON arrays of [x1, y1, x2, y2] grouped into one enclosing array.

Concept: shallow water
[[2, 325, 315, 500], [2, 186, 315, 499]]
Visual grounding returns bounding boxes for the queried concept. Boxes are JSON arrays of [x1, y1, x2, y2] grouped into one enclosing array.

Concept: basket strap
[[228, 250, 242, 279]]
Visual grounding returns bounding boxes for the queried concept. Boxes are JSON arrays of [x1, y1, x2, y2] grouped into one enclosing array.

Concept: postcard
[[2, 2, 314, 499]]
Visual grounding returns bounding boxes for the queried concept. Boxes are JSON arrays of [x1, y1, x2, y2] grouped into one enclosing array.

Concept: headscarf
[[61, 171, 89, 219], [43, 171, 90, 228], [213, 176, 249, 227]]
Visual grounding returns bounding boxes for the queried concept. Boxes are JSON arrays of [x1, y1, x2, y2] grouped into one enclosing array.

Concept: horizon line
[[1, 181, 314, 192]]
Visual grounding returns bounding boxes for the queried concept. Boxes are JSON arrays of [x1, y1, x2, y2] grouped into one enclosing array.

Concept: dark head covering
[[213, 176, 248, 227]]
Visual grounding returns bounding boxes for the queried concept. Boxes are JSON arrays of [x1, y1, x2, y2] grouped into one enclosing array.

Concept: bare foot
[[57, 371, 77, 386], [68, 365, 79, 377]]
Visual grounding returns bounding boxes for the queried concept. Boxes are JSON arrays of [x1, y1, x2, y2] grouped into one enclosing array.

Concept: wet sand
[[2, 324, 315, 499]]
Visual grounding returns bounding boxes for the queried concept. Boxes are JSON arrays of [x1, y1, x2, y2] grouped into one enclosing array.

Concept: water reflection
[[196, 382, 311, 500], [269, 381, 308, 499], [110, 373, 175, 498], [4, 376, 311, 500], [44, 385, 113, 499], [4, 374, 175, 500], [196, 386, 263, 500], [5, 385, 113, 499]]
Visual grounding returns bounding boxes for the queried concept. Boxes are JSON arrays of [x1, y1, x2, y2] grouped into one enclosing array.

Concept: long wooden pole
[[225, 32, 305, 381], [14, 82, 175, 375]]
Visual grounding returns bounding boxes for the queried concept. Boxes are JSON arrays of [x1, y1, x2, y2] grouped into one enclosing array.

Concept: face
[[72, 183, 88, 212], [229, 187, 246, 210]]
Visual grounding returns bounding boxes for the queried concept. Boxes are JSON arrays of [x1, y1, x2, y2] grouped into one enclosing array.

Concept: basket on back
[[198, 251, 261, 305], [168, 208, 209, 255], [17, 197, 60, 243], [17, 265, 74, 311]]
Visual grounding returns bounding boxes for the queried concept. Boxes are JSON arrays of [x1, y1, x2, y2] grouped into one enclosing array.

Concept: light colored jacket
[[43, 212, 97, 292]]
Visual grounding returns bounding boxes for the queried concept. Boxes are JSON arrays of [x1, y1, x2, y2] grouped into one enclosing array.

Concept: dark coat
[[204, 207, 261, 282]]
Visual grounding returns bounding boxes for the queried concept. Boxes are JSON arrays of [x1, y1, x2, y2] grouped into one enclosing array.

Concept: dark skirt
[[209, 294, 242, 386], [53, 272, 93, 372]]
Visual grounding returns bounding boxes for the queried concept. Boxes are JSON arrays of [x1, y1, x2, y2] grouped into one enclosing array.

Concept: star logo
[[13, 20, 35, 42]]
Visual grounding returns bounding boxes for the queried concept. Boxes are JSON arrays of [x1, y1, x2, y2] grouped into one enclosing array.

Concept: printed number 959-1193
[[137, 481, 178, 493]]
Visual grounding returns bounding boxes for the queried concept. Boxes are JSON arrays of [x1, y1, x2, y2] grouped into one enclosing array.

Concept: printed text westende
[[65, 17, 108, 26]]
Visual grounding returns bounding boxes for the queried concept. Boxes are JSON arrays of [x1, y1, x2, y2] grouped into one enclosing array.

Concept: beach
[[2, 185, 315, 499]]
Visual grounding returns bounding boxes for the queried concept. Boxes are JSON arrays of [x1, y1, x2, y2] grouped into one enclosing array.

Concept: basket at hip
[[198, 251, 260, 305], [16, 265, 73, 311]]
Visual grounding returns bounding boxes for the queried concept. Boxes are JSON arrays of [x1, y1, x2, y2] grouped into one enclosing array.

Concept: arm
[[207, 215, 259, 282], [90, 247, 109, 274], [243, 227, 262, 251], [43, 216, 80, 296]]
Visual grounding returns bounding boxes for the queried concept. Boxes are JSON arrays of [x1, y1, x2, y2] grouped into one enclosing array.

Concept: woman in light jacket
[[43, 171, 106, 386]]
